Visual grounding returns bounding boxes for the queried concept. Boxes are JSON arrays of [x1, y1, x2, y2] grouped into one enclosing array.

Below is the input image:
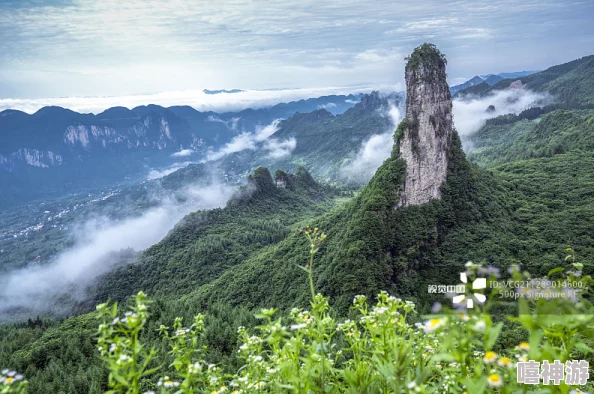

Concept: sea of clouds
[[0, 85, 396, 114]]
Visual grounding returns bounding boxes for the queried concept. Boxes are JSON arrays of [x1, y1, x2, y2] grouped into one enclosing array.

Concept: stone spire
[[396, 43, 453, 207]]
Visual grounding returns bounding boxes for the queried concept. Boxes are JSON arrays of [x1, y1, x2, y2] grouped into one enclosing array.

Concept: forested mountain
[[210, 91, 402, 184], [468, 108, 594, 167], [1, 44, 594, 393], [455, 55, 594, 105], [92, 166, 344, 305]]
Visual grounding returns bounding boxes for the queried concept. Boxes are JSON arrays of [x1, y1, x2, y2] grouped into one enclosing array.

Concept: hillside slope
[[455, 54, 594, 105], [468, 108, 594, 167], [92, 166, 344, 304]]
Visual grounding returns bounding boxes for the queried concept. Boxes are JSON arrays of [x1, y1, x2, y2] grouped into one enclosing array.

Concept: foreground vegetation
[[2, 229, 593, 393]]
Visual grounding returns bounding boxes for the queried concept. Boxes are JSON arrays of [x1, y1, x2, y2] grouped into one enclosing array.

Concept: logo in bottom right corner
[[517, 359, 590, 386]]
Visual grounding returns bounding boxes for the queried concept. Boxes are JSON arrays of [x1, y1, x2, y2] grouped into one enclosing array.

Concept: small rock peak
[[509, 80, 523, 89], [358, 91, 382, 109], [404, 43, 448, 83], [294, 166, 317, 188], [247, 167, 277, 195], [274, 169, 293, 190], [396, 43, 454, 208]]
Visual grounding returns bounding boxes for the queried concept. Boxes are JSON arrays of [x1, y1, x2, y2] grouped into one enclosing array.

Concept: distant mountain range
[[449, 70, 539, 94], [0, 93, 364, 208], [202, 89, 243, 94], [3, 54, 594, 209]]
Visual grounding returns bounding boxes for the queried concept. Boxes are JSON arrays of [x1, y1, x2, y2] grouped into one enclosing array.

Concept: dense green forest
[[468, 108, 594, 167], [92, 167, 347, 304]]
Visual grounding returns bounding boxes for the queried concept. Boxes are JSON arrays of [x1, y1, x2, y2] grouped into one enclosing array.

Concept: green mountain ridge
[[468, 108, 594, 167], [91, 166, 344, 305], [455, 54, 594, 105]]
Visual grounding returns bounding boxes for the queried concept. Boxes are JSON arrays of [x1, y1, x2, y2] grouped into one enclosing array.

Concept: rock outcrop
[[0, 148, 63, 171], [396, 43, 453, 207], [274, 169, 293, 190]]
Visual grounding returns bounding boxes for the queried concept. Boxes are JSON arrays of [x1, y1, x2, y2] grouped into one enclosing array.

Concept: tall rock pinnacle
[[396, 43, 453, 207]]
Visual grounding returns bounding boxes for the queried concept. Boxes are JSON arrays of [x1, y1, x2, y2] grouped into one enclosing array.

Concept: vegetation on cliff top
[[405, 43, 447, 72]]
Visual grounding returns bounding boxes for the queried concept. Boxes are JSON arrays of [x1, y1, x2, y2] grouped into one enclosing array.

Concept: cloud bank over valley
[[0, 182, 235, 320], [452, 88, 553, 150]]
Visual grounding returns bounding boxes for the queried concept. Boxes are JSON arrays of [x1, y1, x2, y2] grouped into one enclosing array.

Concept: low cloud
[[0, 183, 234, 320], [317, 102, 337, 110], [453, 88, 553, 150], [205, 119, 281, 161], [254, 120, 281, 141], [207, 115, 240, 131], [265, 138, 297, 158], [355, 48, 403, 63], [206, 133, 257, 161], [0, 86, 387, 114], [147, 161, 194, 180], [341, 101, 403, 183], [171, 148, 194, 158]]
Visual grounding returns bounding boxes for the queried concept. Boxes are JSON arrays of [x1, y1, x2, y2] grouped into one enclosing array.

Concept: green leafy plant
[[0, 370, 27, 394], [96, 292, 160, 394], [3, 232, 593, 393]]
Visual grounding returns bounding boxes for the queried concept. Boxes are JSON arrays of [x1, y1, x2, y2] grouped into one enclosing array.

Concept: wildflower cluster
[[0, 370, 26, 394], [87, 265, 591, 394], [96, 291, 160, 394]]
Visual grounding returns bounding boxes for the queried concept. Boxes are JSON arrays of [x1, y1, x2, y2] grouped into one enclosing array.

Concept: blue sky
[[1, 0, 593, 107]]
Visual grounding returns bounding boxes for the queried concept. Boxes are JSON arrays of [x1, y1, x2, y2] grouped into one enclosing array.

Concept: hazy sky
[[1, 0, 593, 102]]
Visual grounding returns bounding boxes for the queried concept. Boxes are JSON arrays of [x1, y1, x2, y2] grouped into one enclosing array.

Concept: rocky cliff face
[[62, 115, 193, 151], [396, 43, 453, 207], [0, 148, 63, 171], [0, 108, 207, 173]]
